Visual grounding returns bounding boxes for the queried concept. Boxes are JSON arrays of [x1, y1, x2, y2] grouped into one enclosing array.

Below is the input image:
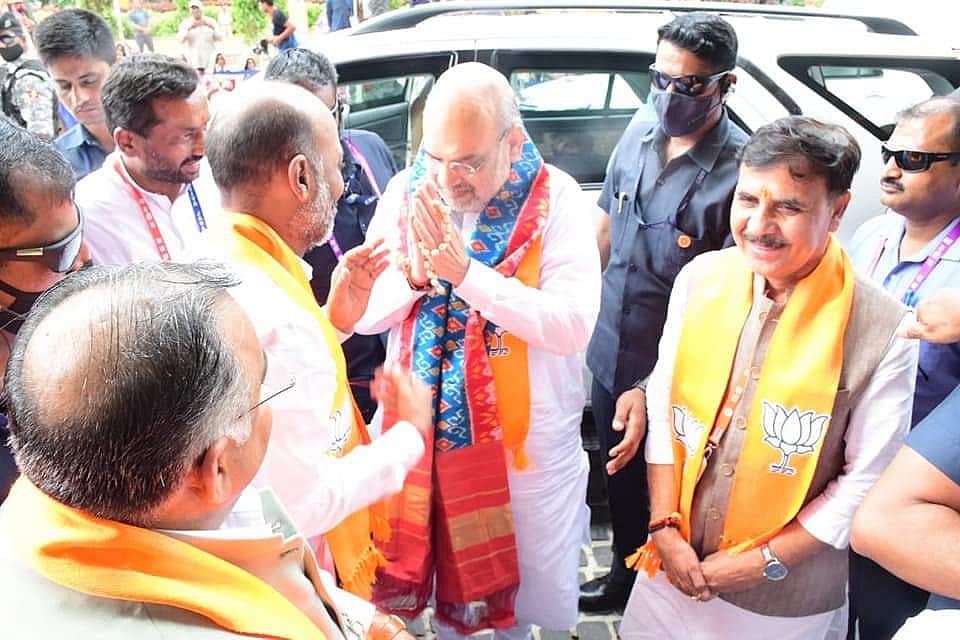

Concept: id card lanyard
[[112, 159, 208, 261], [868, 217, 960, 307]]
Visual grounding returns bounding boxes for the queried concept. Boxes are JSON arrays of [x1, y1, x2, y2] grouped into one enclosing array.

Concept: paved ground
[[405, 520, 623, 640]]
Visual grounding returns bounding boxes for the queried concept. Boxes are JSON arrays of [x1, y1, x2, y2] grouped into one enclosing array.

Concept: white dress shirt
[[214, 254, 425, 572], [644, 258, 918, 550], [356, 165, 601, 629], [76, 152, 221, 265]]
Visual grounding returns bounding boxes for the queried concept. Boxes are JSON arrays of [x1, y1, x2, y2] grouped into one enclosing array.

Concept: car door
[[336, 53, 458, 169], [778, 54, 960, 237]]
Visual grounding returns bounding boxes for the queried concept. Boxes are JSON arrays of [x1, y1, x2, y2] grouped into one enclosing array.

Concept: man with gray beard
[[203, 81, 430, 608]]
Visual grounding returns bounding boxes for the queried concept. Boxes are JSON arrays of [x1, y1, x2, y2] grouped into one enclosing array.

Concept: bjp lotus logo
[[761, 401, 828, 476], [672, 406, 705, 457]]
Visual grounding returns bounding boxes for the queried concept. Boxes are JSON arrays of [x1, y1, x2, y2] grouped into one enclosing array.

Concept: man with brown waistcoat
[[619, 117, 919, 639]]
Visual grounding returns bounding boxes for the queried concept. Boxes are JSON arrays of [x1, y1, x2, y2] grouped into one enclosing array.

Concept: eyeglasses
[[881, 145, 960, 173], [423, 129, 509, 178], [0, 204, 84, 273], [649, 64, 730, 97], [238, 377, 296, 420], [330, 94, 342, 121]]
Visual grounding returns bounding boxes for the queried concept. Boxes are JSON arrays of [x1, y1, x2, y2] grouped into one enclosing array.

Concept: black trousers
[[848, 550, 929, 640], [591, 378, 649, 585]]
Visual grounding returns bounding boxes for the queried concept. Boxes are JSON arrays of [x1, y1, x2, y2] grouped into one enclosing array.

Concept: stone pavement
[[405, 520, 623, 640]]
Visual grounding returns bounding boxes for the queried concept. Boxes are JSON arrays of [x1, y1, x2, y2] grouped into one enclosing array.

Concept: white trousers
[[620, 572, 848, 640], [435, 619, 533, 640]]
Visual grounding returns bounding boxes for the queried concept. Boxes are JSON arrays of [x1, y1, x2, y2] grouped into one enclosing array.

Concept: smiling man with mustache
[[74, 55, 221, 266], [621, 117, 918, 640], [846, 95, 960, 640]]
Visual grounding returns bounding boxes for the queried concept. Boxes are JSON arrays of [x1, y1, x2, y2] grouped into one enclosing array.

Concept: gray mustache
[[743, 232, 787, 249]]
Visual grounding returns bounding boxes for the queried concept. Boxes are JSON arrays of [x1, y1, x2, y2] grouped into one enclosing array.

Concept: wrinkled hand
[[653, 528, 713, 601], [372, 365, 433, 445], [700, 548, 766, 595], [607, 387, 647, 475], [900, 288, 960, 344], [326, 239, 390, 333], [411, 182, 469, 287]]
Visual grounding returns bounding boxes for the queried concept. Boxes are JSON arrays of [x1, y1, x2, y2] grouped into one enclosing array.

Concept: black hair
[[101, 54, 198, 136], [0, 117, 75, 227], [5, 261, 252, 526], [34, 9, 117, 67], [263, 48, 338, 95], [657, 12, 738, 74], [738, 116, 861, 196]]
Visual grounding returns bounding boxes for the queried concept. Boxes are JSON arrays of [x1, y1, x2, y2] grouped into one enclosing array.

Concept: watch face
[[764, 561, 789, 582]]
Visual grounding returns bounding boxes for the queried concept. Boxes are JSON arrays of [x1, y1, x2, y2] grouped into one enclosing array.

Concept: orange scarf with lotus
[[630, 236, 854, 575]]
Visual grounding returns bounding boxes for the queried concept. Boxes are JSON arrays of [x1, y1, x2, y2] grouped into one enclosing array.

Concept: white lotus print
[[761, 401, 829, 476], [672, 406, 706, 457]]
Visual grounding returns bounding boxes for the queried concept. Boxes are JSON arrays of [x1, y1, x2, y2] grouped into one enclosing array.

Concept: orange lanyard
[[112, 160, 172, 260]]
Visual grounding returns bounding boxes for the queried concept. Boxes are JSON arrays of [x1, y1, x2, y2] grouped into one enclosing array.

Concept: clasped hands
[[405, 181, 470, 289], [652, 528, 766, 602]]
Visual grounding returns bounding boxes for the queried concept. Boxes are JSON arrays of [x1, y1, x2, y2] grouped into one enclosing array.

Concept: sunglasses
[[0, 204, 84, 273], [881, 145, 960, 173], [649, 64, 730, 97]]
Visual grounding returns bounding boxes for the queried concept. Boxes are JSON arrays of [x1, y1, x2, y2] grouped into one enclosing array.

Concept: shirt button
[[722, 407, 733, 418], [750, 366, 762, 380], [707, 507, 721, 521], [734, 416, 747, 430], [720, 463, 734, 477], [628, 263, 638, 272], [656, 177, 665, 187]]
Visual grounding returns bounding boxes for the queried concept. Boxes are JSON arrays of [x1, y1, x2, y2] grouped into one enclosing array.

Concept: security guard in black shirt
[[581, 12, 748, 613]]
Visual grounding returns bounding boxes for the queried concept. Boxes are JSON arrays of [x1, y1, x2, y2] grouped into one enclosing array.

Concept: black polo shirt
[[587, 111, 748, 396]]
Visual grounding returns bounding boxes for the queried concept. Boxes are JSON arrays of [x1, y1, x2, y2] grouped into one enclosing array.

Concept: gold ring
[[691, 594, 701, 602]]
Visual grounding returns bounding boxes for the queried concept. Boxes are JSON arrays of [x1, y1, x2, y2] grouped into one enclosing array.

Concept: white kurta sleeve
[[796, 320, 918, 549], [454, 169, 601, 355], [243, 289, 424, 540], [355, 171, 425, 336], [643, 261, 693, 465]]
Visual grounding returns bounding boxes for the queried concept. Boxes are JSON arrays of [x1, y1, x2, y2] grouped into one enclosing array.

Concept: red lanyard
[[112, 160, 171, 260]]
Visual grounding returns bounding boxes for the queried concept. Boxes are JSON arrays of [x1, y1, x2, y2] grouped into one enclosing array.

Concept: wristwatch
[[761, 544, 789, 582]]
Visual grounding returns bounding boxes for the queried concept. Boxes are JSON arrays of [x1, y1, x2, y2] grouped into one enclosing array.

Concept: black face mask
[[0, 279, 42, 335], [0, 42, 23, 63]]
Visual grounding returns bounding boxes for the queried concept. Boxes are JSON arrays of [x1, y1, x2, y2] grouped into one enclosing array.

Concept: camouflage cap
[[0, 12, 24, 36]]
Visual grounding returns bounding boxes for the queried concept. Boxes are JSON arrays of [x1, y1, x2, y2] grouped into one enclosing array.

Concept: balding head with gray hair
[[5, 262, 257, 527]]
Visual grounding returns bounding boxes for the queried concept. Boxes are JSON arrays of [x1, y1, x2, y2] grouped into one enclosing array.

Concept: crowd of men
[[0, 6, 958, 640]]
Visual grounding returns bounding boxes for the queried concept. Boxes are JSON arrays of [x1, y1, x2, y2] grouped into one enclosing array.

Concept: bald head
[[5, 262, 255, 526], [207, 81, 339, 193], [424, 62, 520, 133]]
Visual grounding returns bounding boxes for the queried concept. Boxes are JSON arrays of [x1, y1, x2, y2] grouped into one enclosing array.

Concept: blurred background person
[[35, 8, 117, 180]]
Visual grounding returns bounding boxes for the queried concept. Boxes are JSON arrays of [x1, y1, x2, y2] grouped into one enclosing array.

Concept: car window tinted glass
[[805, 64, 953, 133], [510, 69, 652, 186], [343, 76, 409, 113]]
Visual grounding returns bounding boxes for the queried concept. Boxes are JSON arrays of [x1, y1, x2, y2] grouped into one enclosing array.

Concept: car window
[[780, 57, 959, 138], [342, 76, 409, 113], [510, 68, 653, 186]]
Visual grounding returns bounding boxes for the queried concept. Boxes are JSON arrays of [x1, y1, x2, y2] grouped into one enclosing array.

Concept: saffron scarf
[[629, 236, 854, 574], [210, 211, 389, 599], [3, 478, 325, 639], [373, 134, 549, 633]]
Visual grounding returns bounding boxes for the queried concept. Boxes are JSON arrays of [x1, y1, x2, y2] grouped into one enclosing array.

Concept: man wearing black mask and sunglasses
[[847, 95, 960, 640], [582, 12, 748, 614], [0, 117, 90, 502], [264, 48, 398, 422]]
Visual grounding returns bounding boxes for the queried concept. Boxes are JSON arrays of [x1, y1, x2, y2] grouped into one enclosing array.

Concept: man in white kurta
[[201, 82, 428, 596], [355, 63, 600, 639], [620, 117, 917, 640], [75, 55, 220, 265]]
